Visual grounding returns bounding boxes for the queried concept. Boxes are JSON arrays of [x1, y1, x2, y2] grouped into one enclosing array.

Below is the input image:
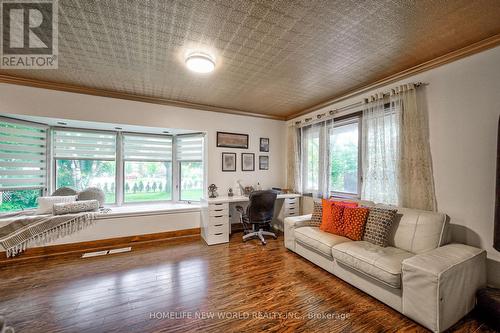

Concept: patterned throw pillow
[[53, 200, 99, 215], [342, 207, 370, 240], [363, 207, 398, 247], [309, 201, 323, 227], [320, 199, 345, 235], [332, 200, 359, 208]]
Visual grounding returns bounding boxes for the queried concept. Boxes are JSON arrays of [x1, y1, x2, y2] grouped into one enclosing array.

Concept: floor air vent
[[82, 250, 108, 258], [81, 247, 132, 258]]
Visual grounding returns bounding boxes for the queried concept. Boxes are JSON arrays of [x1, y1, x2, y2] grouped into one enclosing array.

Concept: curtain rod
[[294, 82, 427, 126]]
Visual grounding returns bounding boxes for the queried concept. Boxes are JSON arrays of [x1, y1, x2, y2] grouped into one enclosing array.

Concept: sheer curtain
[[361, 93, 400, 205], [394, 84, 437, 211], [299, 119, 333, 198], [361, 84, 437, 210], [286, 124, 301, 192]]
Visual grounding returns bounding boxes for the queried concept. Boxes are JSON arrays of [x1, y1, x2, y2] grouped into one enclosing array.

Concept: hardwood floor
[[0, 233, 495, 333]]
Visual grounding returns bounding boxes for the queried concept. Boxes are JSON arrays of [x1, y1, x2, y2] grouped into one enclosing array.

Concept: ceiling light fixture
[[185, 52, 215, 73]]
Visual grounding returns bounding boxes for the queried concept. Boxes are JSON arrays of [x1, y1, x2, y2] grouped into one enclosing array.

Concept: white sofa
[[284, 202, 487, 332]]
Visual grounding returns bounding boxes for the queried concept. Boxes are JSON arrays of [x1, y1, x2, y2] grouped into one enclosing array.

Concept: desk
[[200, 193, 301, 245]]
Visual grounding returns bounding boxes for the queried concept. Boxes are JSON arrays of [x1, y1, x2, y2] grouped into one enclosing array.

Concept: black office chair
[[235, 190, 278, 245]]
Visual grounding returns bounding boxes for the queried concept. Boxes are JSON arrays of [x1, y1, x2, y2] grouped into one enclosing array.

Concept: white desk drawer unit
[[202, 203, 229, 245], [201, 194, 301, 245], [283, 197, 300, 217]]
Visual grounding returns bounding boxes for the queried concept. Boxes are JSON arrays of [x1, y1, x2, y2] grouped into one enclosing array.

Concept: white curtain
[[361, 84, 437, 211], [394, 85, 437, 211], [361, 92, 400, 205], [286, 124, 301, 192]]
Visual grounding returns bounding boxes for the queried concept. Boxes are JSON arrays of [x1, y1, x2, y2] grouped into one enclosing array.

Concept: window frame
[[52, 127, 118, 204], [300, 113, 363, 199], [301, 124, 321, 194], [176, 133, 205, 203], [51, 127, 206, 207], [327, 115, 362, 199], [0, 116, 49, 212], [121, 132, 174, 205], [0, 116, 49, 194]]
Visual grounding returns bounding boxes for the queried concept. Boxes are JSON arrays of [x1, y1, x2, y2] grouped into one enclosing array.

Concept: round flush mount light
[[185, 52, 215, 73]]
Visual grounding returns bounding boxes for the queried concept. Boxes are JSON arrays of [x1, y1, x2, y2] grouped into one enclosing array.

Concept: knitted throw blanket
[[0, 210, 97, 258]]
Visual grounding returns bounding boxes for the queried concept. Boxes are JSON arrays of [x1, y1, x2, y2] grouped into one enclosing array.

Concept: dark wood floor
[[0, 233, 496, 333]]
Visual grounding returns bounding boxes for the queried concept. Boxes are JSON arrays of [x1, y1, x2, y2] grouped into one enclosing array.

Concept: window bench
[[0, 203, 202, 260]]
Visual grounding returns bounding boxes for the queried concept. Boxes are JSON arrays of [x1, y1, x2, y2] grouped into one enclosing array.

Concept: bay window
[[0, 115, 206, 212]]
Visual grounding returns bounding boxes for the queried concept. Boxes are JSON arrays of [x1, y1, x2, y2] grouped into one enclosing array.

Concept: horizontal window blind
[[0, 119, 47, 190], [53, 130, 116, 160], [123, 134, 172, 161], [177, 134, 204, 161]]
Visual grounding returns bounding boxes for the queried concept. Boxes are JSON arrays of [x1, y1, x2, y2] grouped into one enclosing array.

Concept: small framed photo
[[260, 138, 269, 152], [241, 153, 255, 171], [217, 131, 249, 149], [222, 152, 237, 172], [259, 156, 269, 170]]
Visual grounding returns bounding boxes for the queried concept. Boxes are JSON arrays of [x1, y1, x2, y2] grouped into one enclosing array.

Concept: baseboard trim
[[0, 228, 201, 264]]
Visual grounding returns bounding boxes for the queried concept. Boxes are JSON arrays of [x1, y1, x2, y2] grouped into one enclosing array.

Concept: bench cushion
[[295, 226, 351, 258], [331, 241, 414, 288]]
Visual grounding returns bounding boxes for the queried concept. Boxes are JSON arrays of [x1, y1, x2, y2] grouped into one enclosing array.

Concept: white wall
[[0, 84, 287, 194], [290, 45, 500, 286]]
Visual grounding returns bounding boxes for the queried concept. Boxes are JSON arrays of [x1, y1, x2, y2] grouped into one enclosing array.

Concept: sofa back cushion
[[378, 204, 447, 254]]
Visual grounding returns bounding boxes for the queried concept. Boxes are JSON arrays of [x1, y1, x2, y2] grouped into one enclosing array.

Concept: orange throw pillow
[[320, 199, 345, 235], [342, 207, 369, 240]]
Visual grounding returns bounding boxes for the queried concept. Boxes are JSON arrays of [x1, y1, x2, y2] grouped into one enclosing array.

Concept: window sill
[[98, 202, 201, 219]]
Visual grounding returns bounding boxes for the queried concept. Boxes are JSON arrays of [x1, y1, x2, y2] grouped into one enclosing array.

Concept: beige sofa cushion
[[375, 204, 447, 254], [331, 241, 414, 288], [295, 227, 351, 258]]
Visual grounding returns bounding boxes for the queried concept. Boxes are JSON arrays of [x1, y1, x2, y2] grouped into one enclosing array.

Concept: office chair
[[235, 190, 278, 245]]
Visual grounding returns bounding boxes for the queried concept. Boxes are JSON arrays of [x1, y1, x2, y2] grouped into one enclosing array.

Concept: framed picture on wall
[[241, 153, 255, 171], [222, 152, 237, 172], [217, 131, 249, 149], [260, 138, 269, 152], [259, 156, 269, 170]]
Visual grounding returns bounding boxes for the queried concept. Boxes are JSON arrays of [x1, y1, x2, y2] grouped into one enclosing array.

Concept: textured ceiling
[[2, 0, 500, 118]]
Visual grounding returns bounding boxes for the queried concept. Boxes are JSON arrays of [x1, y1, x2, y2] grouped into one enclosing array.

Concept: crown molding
[[286, 33, 500, 120], [0, 74, 287, 121]]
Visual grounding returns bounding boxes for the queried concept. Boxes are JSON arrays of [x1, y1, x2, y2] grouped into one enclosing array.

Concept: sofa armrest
[[284, 214, 312, 252], [402, 244, 486, 332]]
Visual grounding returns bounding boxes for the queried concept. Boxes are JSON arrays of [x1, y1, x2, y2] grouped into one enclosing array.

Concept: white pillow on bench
[[36, 195, 77, 214]]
